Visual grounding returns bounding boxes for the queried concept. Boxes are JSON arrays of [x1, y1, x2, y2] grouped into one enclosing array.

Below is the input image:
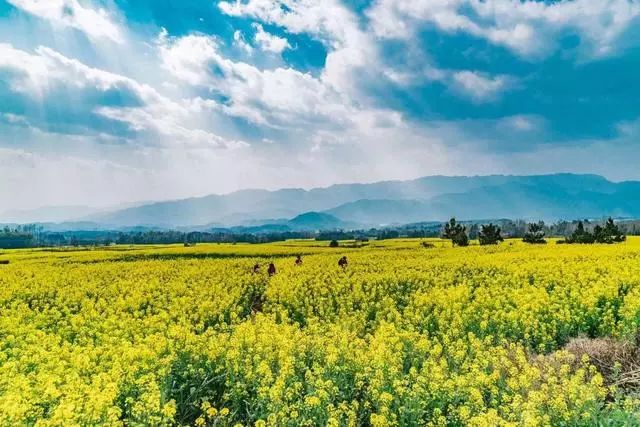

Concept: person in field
[[268, 262, 277, 276], [295, 255, 303, 266], [338, 256, 348, 269], [253, 263, 260, 274]]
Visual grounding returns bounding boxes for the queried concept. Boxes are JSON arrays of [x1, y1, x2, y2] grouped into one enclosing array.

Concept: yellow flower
[[305, 396, 321, 407]]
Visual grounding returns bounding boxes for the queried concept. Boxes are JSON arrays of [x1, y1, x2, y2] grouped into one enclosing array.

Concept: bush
[[478, 223, 504, 246], [442, 218, 469, 247], [523, 222, 547, 244], [563, 219, 626, 245], [329, 240, 339, 248], [594, 218, 626, 244], [565, 221, 595, 244]]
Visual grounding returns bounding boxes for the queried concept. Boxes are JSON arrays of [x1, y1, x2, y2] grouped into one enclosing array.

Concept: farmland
[[1, 239, 640, 426]]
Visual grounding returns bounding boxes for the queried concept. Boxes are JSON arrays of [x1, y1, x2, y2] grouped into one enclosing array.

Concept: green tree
[[442, 218, 469, 247], [594, 218, 626, 244], [566, 221, 595, 244], [478, 223, 504, 245], [523, 222, 547, 244]]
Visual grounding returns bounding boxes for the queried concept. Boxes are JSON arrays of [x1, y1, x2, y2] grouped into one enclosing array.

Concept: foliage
[[594, 218, 627, 244], [565, 219, 626, 245], [0, 226, 35, 249], [1, 239, 640, 424], [523, 222, 547, 244], [442, 218, 469, 247], [478, 223, 504, 245], [565, 221, 596, 244]]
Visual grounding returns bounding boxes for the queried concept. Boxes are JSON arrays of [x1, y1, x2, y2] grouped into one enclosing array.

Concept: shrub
[[478, 223, 504, 246], [523, 222, 547, 244], [565, 221, 596, 244], [442, 218, 469, 247], [594, 218, 626, 244]]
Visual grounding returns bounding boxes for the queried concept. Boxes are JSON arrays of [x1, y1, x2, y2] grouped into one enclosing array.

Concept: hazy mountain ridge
[[5, 174, 639, 228], [325, 181, 640, 225]]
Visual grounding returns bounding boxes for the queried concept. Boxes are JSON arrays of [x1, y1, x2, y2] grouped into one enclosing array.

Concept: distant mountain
[[14, 174, 638, 228], [222, 212, 350, 234], [325, 199, 433, 225], [324, 181, 640, 224], [287, 212, 350, 230]]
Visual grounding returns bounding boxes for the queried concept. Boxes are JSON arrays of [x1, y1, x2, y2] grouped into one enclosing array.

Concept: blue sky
[[1, 0, 640, 209]]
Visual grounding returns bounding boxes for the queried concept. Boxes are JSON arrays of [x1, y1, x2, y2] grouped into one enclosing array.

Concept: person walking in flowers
[[295, 255, 303, 266], [268, 262, 277, 277], [338, 256, 348, 269]]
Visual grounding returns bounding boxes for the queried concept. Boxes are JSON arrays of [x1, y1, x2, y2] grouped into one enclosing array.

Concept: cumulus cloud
[[366, 0, 640, 59], [0, 43, 150, 98], [156, 30, 398, 133], [252, 23, 291, 53], [0, 43, 245, 149], [6, 0, 123, 43], [219, 0, 377, 96]]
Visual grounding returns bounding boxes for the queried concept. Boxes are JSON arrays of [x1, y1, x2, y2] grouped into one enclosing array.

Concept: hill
[[7, 174, 640, 228]]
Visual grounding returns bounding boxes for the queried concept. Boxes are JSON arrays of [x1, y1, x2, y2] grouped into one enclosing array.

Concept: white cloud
[[219, 0, 377, 96], [451, 70, 512, 103], [6, 0, 123, 43], [157, 31, 396, 131], [0, 43, 245, 149], [0, 43, 151, 100], [252, 23, 291, 53], [503, 115, 537, 132], [219, 0, 352, 43], [366, 0, 640, 59], [233, 30, 254, 54], [156, 29, 220, 86]]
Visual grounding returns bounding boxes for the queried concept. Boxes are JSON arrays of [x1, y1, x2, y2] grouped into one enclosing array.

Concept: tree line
[[0, 218, 633, 249], [440, 217, 626, 247]]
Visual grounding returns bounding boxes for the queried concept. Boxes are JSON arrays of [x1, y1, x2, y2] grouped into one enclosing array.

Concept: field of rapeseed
[[1, 239, 640, 426]]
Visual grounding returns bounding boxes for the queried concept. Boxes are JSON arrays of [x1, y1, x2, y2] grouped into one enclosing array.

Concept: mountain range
[[3, 174, 640, 230]]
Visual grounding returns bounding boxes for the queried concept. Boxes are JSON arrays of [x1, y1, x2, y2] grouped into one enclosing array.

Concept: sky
[[1, 0, 640, 210]]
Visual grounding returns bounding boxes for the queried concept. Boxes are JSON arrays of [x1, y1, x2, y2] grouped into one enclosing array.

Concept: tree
[[523, 222, 546, 244], [478, 223, 504, 245], [442, 218, 469, 247], [594, 218, 626, 244], [329, 240, 340, 248], [565, 221, 595, 244]]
